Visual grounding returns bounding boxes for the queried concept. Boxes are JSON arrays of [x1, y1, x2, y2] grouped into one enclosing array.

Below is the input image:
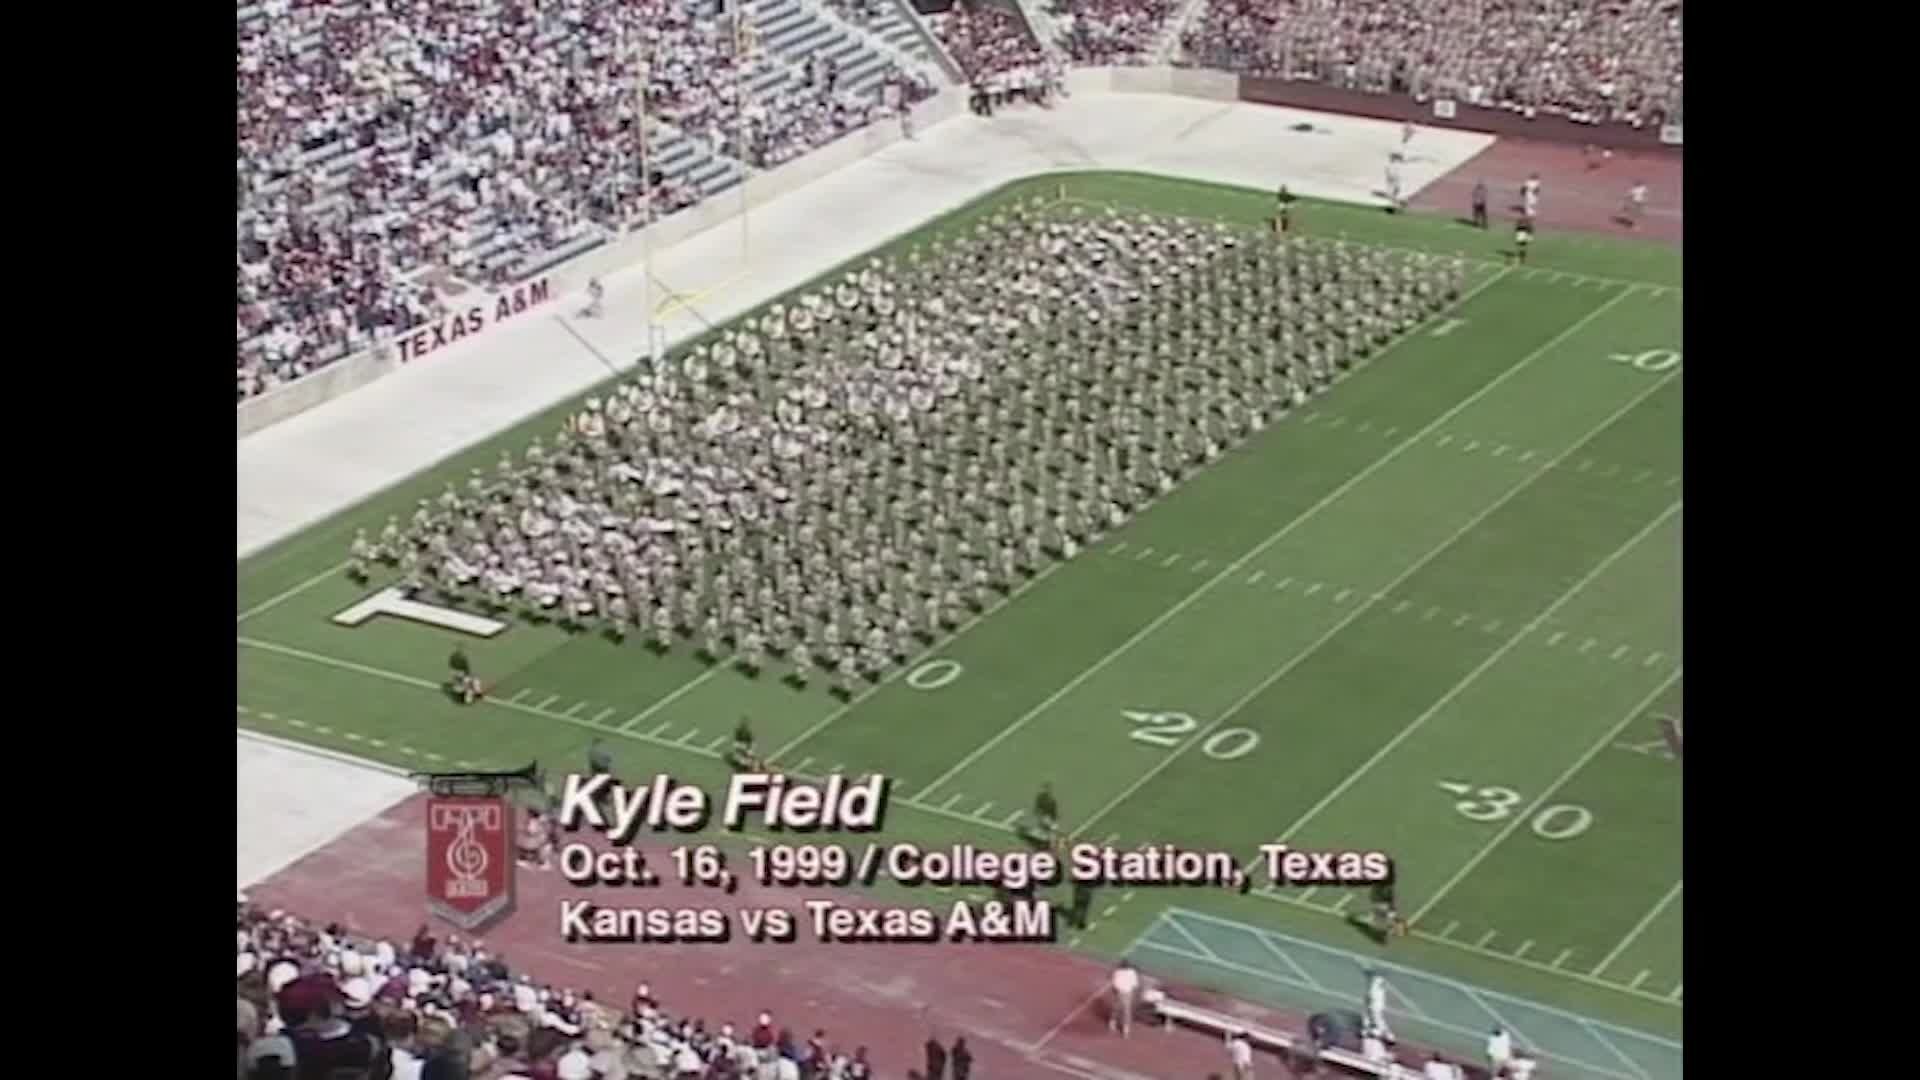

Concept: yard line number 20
[[1123, 710, 1261, 761], [1443, 781, 1593, 840]]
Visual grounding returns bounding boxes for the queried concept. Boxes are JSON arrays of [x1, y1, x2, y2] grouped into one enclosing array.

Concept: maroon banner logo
[[425, 795, 515, 931]]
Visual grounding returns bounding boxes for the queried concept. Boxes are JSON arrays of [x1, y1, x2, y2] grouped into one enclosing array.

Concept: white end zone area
[[237, 85, 1493, 559], [236, 729, 418, 890]]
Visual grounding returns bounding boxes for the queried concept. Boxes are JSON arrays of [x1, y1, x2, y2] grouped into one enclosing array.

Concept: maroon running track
[[1411, 137, 1683, 246], [249, 794, 1503, 1079]]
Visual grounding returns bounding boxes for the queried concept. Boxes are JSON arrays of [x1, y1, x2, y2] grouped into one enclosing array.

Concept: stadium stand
[[237, 899, 881, 1079], [235, 0, 930, 404], [1053, 0, 1178, 65], [1177, 0, 1683, 130]]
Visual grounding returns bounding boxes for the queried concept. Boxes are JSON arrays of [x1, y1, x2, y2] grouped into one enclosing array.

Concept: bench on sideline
[[1147, 990, 1429, 1079]]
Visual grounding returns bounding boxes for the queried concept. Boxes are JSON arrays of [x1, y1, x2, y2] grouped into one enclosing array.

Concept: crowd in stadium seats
[[237, 0, 1679, 406], [237, 899, 880, 1079], [1053, 0, 1176, 65], [235, 0, 927, 404], [1179, 0, 1683, 129], [929, 2, 1050, 84]]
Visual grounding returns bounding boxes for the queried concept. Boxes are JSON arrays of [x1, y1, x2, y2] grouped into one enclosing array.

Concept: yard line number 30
[[1442, 781, 1593, 840]]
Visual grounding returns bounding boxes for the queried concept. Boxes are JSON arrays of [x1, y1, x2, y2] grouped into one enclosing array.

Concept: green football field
[[238, 171, 1682, 1073]]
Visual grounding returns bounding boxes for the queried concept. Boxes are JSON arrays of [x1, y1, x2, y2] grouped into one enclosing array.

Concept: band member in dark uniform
[[728, 717, 765, 771], [1372, 877, 1408, 941], [1275, 185, 1297, 235], [448, 646, 480, 705], [1471, 180, 1489, 228], [1069, 879, 1097, 930], [1033, 782, 1060, 842]]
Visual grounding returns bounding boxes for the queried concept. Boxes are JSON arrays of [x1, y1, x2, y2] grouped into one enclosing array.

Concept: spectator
[[1226, 1028, 1254, 1079], [950, 1036, 973, 1080], [239, 902, 881, 1080], [235, 0, 929, 405], [1177, 0, 1681, 132], [1055, 0, 1175, 65]]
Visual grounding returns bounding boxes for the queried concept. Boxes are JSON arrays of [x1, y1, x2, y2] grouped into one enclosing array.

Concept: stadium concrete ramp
[[236, 729, 418, 890]]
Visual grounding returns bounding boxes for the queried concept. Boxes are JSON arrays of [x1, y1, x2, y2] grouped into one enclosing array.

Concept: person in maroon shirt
[[277, 974, 390, 1080]]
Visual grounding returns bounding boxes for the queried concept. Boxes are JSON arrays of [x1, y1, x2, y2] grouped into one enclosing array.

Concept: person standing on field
[[1109, 959, 1140, 1036]]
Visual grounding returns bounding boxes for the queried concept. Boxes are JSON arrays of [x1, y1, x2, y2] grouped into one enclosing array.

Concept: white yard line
[[1410, 668, 1684, 923], [1272, 497, 1680, 863], [1077, 386, 1673, 845], [614, 668, 721, 731], [237, 562, 347, 623], [913, 271, 1636, 804], [1590, 880, 1684, 976]]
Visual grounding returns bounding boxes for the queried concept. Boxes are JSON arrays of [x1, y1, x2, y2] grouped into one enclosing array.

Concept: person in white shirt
[[1364, 973, 1395, 1042], [1109, 960, 1140, 1035], [1486, 1026, 1513, 1075], [1507, 1054, 1537, 1079], [1422, 1054, 1462, 1080], [1226, 1028, 1254, 1079]]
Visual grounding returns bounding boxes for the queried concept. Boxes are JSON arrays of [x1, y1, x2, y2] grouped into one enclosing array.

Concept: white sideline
[[238, 89, 1495, 560]]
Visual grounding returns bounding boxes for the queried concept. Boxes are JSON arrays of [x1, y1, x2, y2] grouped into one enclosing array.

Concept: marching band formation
[[350, 200, 1466, 694]]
